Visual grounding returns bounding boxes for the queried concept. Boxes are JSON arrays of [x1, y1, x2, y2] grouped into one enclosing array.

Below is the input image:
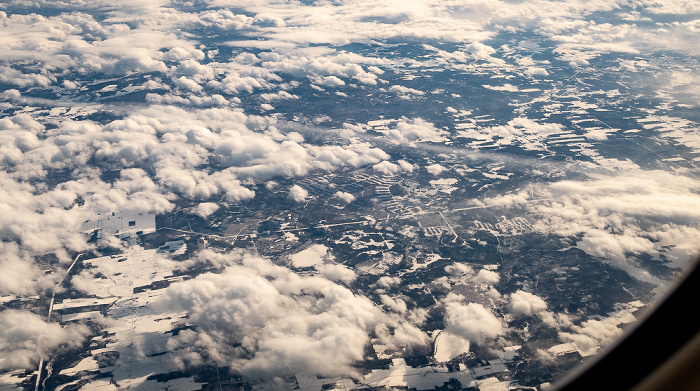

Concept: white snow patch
[[433, 331, 470, 362], [289, 244, 329, 267]]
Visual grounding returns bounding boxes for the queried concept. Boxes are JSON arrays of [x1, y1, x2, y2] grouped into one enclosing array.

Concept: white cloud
[[477, 118, 564, 150], [316, 263, 356, 284], [445, 262, 475, 276], [583, 128, 614, 141], [373, 160, 401, 175], [164, 46, 206, 62], [576, 229, 655, 263], [379, 118, 448, 145], [423, 42, 503, 66], [334, 191, 356, 203], [444, 298, 504, 345], [483, 83, 520, 92], [479, 170, 700, 281], [287, 184, 309, 202], [524, 66, 549, 77], [380, 294, 408, 314], [308, 143, 388, 170], [62, 79, 79, 89], [397, 159, 416, 172], [193, 202, 220, 218], [426, 163, 447, 175], [258, 50, 384, 87], [174, 76, 203, 92], [320, 75, 345, 87], [260, 90, 298, 101], [388, 84, 425, 97], [476, 269, 500, 285], [0, 172, 94, 259], [0, 244, 56, 296], [507, 290, 548, 317], [559, 318, 623, 353], [0, 97, 401, 296], [157, 252, 428, 383], [372, 159, 417, 175], [374, 276, 402, 288], [433, 331, 471, 362], [0, 310, 89, 370], [0, 1, 697, 383]]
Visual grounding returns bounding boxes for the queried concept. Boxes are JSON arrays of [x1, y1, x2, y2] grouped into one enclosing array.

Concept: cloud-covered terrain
[[0, 310, 88, 370], [158, 252, 428, 382], [1, 0, 698, 389]]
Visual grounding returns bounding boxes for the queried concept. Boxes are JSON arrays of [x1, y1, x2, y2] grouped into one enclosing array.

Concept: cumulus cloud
[[426, 163, 447, 175], [576, 229, 655, 261], [444, 297, 504, 345], [370, 159, 416, 174], [559, 318, 623, 353], [483, 83, 520, 92], [334, 191, 356, 203], [174, 76, 204, 92], [156, 252, 428, 383], [373, 161, 401, 175], [423, 42, 503, 66], [0, 94, 396, 296], [388, 85, 425, 98], [258, 50, 384, 86], [445, 262, 475, 276], [319, 75, 345, 87], [482, 170, 700, 282], [0, 171, 94, 271], [476, 269, 500, 285], [524, 66, 549, 77], [583, 128, 615, 141], [316, 263, 356, 284], [287, 184, 309, 203], [0, 80, 398, 297], [0, 0, 697, 384], [193, 202, 220, 218], [380, 294, 408, 314], [507, 290, 548, 317], [481, 118, 564, 149], [373, 118, 447, 146], [0, 310, 89, 370], [374, 276, 402, 288], [397, 159, 416, 172], [0, 244, 57, 296]]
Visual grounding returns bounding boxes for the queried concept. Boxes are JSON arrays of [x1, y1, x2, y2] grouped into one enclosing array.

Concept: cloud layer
[[0, 0, 698, 387], [0, 309, 88, 370], [157, 252, 429, 382], [483, 170, 700, 282]]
